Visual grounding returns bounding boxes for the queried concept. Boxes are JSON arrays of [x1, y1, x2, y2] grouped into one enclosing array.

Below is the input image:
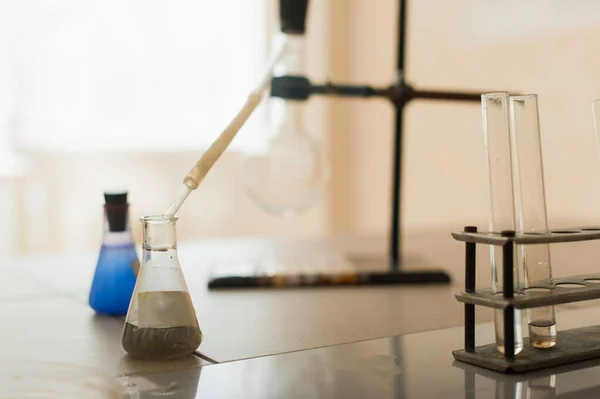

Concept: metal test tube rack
[[453, 226, 600, 373]]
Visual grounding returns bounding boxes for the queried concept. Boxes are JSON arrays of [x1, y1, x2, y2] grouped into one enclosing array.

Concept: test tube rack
[[452, 226, 600, 374]]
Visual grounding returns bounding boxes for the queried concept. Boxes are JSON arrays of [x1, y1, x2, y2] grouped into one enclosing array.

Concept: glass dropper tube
[[481, 92, 523, 355], [509, 94, 557, 349]]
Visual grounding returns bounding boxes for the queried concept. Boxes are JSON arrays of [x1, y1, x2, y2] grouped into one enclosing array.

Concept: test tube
[[509, 94, 557, 349], [481, 92, 523, 355]]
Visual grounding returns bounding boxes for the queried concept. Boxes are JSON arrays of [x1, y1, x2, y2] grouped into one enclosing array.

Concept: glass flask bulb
[[242, 33, 329, 216], [242, 100, 329, 216], [122, 215, 202, 360], [89, 192, 139, 316]]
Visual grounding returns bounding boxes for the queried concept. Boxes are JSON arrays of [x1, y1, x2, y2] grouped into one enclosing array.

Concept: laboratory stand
[[207, 0, 509, 289]]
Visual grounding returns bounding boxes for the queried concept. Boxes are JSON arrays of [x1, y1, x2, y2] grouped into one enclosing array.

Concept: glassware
[[89, 191, 139, 316], [122, 215, 202, 360], [241, 34, 329, 217], [481, 92, 524, 355], [509, 94, 557, 349], [239, 33, 330, 275]]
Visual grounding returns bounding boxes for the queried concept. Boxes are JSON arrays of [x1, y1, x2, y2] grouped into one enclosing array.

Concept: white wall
[[328, 0, 600, 235]]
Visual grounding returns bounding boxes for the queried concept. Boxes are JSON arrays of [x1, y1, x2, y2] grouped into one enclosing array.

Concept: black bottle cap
[[104, 191, 128, 232], [104, 191, 128, 205], [280, 0, 309, 34], [270, 75, 312, 100]]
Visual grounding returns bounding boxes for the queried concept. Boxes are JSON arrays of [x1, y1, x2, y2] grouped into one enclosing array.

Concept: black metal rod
[[502, 235, 514, 300], [503, 306, 515, 362], [464, 226, 477, 352], [389, 0, 408, 271], [397, 0, 407, 73], [310, 83, 485, 103], [412, 89, 481, 102], [390, 107, 403, 271], [311, 83, 379, 97], [502, 230, 515, 361], [465, 226, 477, 292]]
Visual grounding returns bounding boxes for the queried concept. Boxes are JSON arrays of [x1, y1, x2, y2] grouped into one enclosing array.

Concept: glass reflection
[[457, 359, 600, 399]]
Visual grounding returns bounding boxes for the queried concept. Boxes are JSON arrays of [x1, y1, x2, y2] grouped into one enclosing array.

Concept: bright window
[[1, 0, 268, 153]]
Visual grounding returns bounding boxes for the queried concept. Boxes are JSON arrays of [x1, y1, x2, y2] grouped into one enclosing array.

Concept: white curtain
[[0, 0, 274, 256], [2, 0, 266, 153]]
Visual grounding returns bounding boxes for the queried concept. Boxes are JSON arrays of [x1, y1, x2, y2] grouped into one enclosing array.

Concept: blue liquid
[[89, 243, 138, 316]]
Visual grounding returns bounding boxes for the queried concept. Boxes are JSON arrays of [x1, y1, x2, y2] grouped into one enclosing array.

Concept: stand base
[[206, 255, 451, 290], [208, 270, 450, 289], [453, 325, 600, 373]]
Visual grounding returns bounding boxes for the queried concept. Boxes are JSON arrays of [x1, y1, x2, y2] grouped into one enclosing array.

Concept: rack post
[[501, 230, 516, 362], [464, 226, 478, 352]]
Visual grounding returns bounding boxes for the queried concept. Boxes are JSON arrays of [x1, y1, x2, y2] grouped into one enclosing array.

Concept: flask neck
[[273, 34, 306, 77], [103, 204, 134, 245], [141, 215, 178, 251], [269, 34, 307, 139], [140, 216, 179, 270]]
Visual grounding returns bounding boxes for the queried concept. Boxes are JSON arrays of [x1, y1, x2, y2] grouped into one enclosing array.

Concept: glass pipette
[[162, 35, 290, 218], [481, 92, 523, 354], [509, 94, 557, 349]]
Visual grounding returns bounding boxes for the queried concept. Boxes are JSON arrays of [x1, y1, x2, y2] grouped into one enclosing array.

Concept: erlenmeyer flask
[[89, 191, 139, 316], [122, 215, 202, 360]]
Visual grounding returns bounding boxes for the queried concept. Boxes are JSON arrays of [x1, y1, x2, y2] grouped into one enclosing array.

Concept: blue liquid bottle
[[89, 191, 139, 316]]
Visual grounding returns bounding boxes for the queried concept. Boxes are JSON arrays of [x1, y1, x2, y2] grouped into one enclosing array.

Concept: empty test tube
[[481, 92, 523, 355], [509, 94, 557, 349]]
